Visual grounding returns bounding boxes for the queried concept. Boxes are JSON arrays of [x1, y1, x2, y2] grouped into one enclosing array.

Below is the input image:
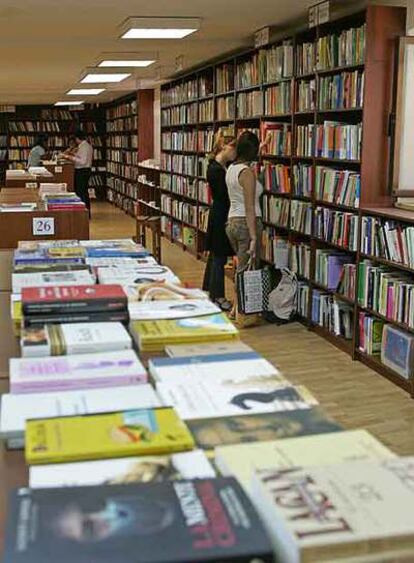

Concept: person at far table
[[27, 134, 48, 168], [61, 135, 78, 158], [62, 130, 93, 215]]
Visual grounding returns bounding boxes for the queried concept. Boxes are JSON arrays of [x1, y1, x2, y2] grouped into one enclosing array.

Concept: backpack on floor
[[264, 268, 298, 324]]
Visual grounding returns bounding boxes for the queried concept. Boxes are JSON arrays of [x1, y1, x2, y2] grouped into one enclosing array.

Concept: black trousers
[[202, 253, 227, 301], [74, 168, 91, 213]]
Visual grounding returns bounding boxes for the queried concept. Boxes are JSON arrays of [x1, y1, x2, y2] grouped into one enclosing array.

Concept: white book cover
[[12, 270, 95, 294], [125, 284, 207, 303], [215, 430, 395, 491], [0, 384, 161, 441], [10, 350, 147, 394], [128, 299, 220, 321], [79, 239, 136, 247], [156, 375, 316, 420], [149, 351, 282, 383], [165, 341, 253, 357], [85, 256, 158, 268], [29, 450, 215, 488], [21, 322, 132, 357], [251, 458, 414, 563], [97, 265, 180, 286]]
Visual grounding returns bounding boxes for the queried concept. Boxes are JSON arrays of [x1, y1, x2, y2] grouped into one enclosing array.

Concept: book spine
[[23, 298, 127, 315]]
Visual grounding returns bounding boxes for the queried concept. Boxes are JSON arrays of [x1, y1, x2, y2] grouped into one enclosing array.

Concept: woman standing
[[27, 134, 48, 168], [202, 133, 236, 311]]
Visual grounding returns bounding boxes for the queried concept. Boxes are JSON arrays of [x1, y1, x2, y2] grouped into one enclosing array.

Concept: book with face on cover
[[215, 429, 395, 491], [130, 313, 239, 352], [21, 284, 127, 314], [156, 374, 317, 420], [3, 478, 273, 563], [251, 458, 414, 563], [10, 350, 147, 394], [166, 341, 253, 357], [187, 408, 343, 450], [97, 265, 181, 286], [25, 407, 195, 465], [0, 384, 161, 444], [12, 270, 96, 294], [21, 322, 132, 357], [29, 450, 215, 488], [128, 300, 220, 321], [149, 351, 283, 383]]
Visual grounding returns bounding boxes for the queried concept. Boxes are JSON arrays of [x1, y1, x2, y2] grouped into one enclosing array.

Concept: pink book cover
[[9, 351, 147, 394]]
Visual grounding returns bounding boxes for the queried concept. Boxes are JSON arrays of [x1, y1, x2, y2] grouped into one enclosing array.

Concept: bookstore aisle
[[91, 201, 414, 456]]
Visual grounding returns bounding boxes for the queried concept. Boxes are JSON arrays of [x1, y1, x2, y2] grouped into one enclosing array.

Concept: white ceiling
[[0, 0, 366, 105]]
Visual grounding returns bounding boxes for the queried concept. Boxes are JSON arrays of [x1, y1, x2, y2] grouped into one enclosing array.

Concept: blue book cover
[[86, 248, 149, 258], [382, 325, 414, 379]]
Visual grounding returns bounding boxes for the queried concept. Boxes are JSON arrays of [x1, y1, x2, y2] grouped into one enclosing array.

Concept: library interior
[[1, 0, 414, 561]]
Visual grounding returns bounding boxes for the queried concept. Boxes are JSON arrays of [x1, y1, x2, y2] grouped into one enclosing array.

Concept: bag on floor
[[264, 268, 298, 323]]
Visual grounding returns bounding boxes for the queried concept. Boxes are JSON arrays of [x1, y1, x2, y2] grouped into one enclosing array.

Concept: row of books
[[5, 238, 414, 563], [170, 175, 197, 200], [318, 70, 364, 110], [161, 195, 198, 227], [9, 135, 69, 148], [314, 207, 359, 251], [312, 290, 354, 339], [107, 134, 137, 149], [199, 74, 214, 98], [107, 161, 139, 181], [263, 196, 312, 235], [361, 216, 414, 268], [315, 165, 360, 208], [237, 91, 263, 119], [161, 129, 215, 154], [265, 82, 291, 115], [216, 95, 235, 121], [316, 24, 366, 71], [297, 78, 316, 112], [261, 231, 311, 277], [314, 248, 354, 290], [106, 115, 137, 132], [296, 121, 362, 160], [40, 109, 76, 120], [107, 149, 138, 166], [107, 190, 136, 215], [106, 99, 137, 120], [261, 162, 291, 193], [199, 99, 214, 122], [161, 79, 198, 106], [9, 121, 63, 132], [107, 176, 138, 199]]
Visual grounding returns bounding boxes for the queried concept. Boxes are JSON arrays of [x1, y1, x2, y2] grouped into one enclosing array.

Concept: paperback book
[[125, 282, 208, 302], [12, 271, 96, 294], [25, 407, 195, 465], [215, 429, 395, 490], [186, 408, 343, 450], [129, 299, 220, 320], [166, 341, 253, 357], [10, 350, 147, 394], [29, 450, 215, 488], [97, 265, 181, 286], [80, 239, 149, 258], [130, 313, 239, 352], [0, 384, 161, 445], [21, 321, 132, 357], [3, 478, 273, 563], [251, 458, 414, 563]]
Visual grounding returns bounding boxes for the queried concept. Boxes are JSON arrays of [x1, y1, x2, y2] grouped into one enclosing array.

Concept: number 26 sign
[[32, 217, 55, 236]]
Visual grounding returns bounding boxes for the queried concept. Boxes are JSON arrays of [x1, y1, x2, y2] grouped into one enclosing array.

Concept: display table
[[43, 162, 74, 189], [5, 163, 74, 189]]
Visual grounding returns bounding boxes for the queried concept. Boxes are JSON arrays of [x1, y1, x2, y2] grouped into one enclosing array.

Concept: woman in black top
[[202, 135, 236, 310]]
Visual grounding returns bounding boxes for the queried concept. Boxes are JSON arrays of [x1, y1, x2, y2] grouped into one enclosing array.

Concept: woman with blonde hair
[[202, 129, 236, 311]]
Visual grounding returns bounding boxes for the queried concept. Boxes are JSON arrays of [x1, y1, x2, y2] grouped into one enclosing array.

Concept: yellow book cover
[[47, 247, 86, 258], [215, 429, 395, 490], [131, 313, 239, 351], [25, 407, 195, 465]]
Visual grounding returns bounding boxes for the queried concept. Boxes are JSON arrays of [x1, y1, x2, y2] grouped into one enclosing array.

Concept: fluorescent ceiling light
[[81, 73, 130, 83], [120, 17, 200, 40], [55, 101, 84, 106], [99, 60, 155, 67], [67, 88, 105, 95], [122, 28, 196, 39]]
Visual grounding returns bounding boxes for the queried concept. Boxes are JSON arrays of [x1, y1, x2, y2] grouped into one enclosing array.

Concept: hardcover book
[[381, 324, 414, 380], [128, 299, 220, 320], [23, 311, 130, 328], [3, 478, 273, 562], [0, 384, 161, 443], [25, 407, 195, 464], [187, 408, 343, 450], [12, 271, 96, 294], [29, 450, 215, 488], [215, 429, 395, 490], [251, 458, 414, 563], [130, 313, 239, 352], [22, 285, 127, 314], [149, 351, 282, 383], [10, 350, 147, 394], [166, 341, 253, 357], [156, 375, 317, 420], [21, 322, 132, 357]]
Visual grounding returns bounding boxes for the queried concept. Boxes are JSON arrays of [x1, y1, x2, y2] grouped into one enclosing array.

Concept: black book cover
[[23, 310, 129, 327], [3, 478, 273, 563]]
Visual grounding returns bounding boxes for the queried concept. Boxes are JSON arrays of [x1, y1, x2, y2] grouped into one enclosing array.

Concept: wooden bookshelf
[[160, 5, 410, 395], [106, 91, 154, 217]]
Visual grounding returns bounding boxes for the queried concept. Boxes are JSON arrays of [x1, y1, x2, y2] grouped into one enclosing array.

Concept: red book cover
[[22, 285, 127, 314]]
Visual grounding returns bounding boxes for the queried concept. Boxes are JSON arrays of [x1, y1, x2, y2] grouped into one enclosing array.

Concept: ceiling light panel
[[99, 60, 155, 67], [81, 73, 130, 83], [67, 88, 105, 95], [55, 101, 84, 106], [120, 17, 200, 39]]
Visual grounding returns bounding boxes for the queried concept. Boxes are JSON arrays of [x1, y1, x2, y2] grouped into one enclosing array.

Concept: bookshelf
[[160, 5, 410, 395], [0, 105, 107, 198], [106, 90, 155, 217]]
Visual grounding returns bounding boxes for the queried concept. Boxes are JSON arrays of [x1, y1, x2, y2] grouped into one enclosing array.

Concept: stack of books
[[4, 237, 414, 563]]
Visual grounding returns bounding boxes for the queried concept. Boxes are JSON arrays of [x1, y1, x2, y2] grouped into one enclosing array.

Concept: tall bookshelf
[[160, 5, 411, 395], [0, 105, 106, 198], [106, 91, 155, 216]]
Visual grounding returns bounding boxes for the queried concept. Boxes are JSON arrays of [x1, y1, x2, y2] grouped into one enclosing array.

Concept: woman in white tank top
[[225, 131, 263, 274]]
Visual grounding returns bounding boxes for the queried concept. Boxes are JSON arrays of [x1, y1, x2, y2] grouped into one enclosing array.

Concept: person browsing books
[[27, 134, 48, 168], [62, 130, 93, 214], [202, 131, 236, 311]]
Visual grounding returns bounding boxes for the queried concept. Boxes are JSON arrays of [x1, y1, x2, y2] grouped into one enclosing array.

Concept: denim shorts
[[226, 217, 263, 273]]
